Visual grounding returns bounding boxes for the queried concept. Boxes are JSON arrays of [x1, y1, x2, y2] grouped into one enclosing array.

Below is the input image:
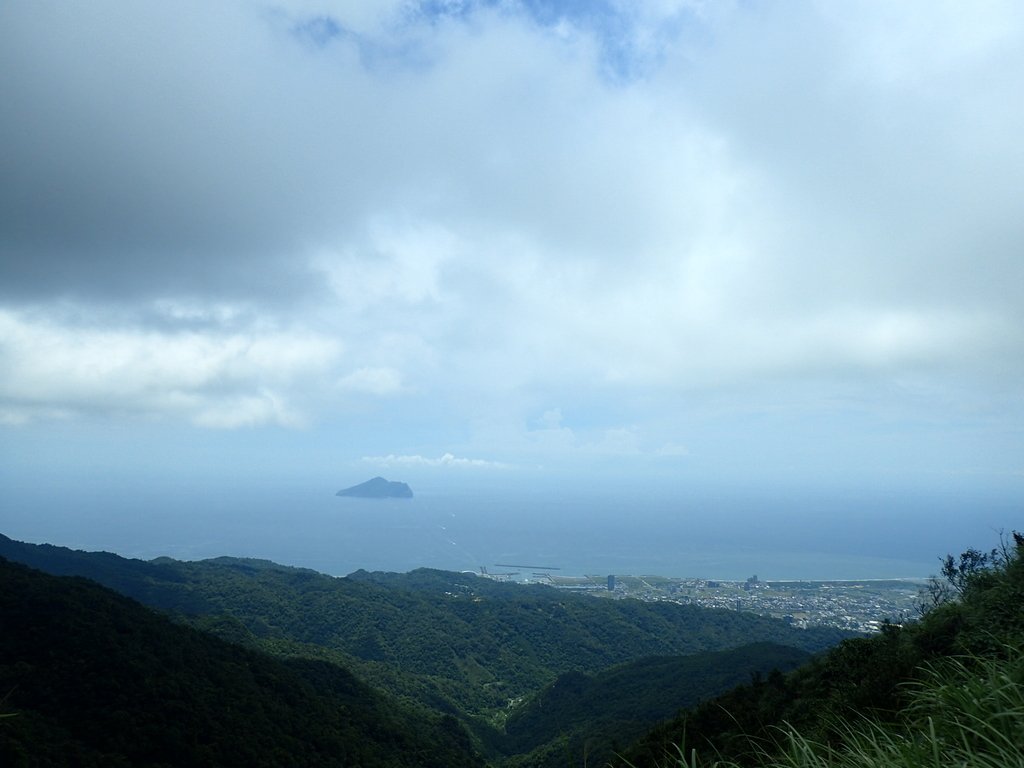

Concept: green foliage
[[0, 557, 483, 767], [638, 651, 1024, 768], [0, 534, 850, 736], [3, 531, 1019, 768], [615, 532, 1024, 768], [918, 542, 1003, 613], [502, 643, 811, 768]]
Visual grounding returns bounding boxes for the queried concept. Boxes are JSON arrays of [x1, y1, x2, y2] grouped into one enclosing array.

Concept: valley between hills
[[2, 531, 1021, 768]]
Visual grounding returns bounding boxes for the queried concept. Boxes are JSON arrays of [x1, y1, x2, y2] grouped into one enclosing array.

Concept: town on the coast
[[482, 568, 925, 634]]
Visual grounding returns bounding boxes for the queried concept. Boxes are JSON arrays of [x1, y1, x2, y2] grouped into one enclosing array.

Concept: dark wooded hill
[[503, 642, 812, 767], [0, 533, 854, 764], [0, 557, 482, 768]]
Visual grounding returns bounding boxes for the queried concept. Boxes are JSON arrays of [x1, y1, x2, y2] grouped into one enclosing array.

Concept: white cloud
[[1, 1, 1022, 482], [192, 391, 305, 429], [314, 221, 459, 311], [0, 308, 338, 427], [362, 452, 509, 469]]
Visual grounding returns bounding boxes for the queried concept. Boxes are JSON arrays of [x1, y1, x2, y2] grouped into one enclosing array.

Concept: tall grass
[[625, 650, 1024, 768]]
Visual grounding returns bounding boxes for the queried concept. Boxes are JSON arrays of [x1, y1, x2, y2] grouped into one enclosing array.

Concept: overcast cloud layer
[[2, 1, 1023, 492]]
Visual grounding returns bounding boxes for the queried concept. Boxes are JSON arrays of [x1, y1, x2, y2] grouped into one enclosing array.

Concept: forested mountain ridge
[[614, 533, 1024, 767], [0, 534, 850, 725], [0, 534, 852, 764], [502, 643, 812, 768], [0, 556, 483, 768], [3, 532, 1019, 768]]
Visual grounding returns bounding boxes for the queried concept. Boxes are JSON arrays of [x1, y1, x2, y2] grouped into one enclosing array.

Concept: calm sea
[[1, 482, 1012, 580]]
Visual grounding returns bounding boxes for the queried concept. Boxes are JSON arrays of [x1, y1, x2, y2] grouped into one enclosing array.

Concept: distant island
[[336, 477, 413, 499]]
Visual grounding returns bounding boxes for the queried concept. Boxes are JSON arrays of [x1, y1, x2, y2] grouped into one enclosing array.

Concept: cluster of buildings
[[535, 572, 925, 633], [669, 578, 922, 632]]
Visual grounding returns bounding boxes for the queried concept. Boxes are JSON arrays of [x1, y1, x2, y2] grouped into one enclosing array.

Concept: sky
[[1, 1, 1022, 539]]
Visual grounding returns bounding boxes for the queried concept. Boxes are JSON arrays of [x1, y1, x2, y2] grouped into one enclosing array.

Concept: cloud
[[362, 452, 510, 469], [0, 308, 338, 427], [192, 391, 305, 429], [313, 221, 458, 311], [536, 408, 564, 430], [336, 367, 404, 395], [1, 1, 1022, 482]]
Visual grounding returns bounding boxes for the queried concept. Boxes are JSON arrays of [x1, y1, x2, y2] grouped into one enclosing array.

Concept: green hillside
[[615, 533, 1024, 768], [6, 531, 1011, 768], [0, 534, 850, 735], [503, 643, 811, 768], [0, 557, 482, 768]]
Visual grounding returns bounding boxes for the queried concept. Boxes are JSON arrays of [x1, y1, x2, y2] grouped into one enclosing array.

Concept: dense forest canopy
[[2, 532, 1021, 767]]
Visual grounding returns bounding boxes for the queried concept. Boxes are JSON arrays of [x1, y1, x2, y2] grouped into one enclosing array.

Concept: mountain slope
[[0, 534, 852, 727], [615, 534, 1024, 767], [0, 556, 482, 768], [503, 642, 811, 768]]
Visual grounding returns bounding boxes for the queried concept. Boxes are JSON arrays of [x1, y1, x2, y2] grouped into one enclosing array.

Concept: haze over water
[[3, 476, 1012, 581]]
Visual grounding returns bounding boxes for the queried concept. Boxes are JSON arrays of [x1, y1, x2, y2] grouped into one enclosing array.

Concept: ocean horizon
[[2, 480, 1011, 581]]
